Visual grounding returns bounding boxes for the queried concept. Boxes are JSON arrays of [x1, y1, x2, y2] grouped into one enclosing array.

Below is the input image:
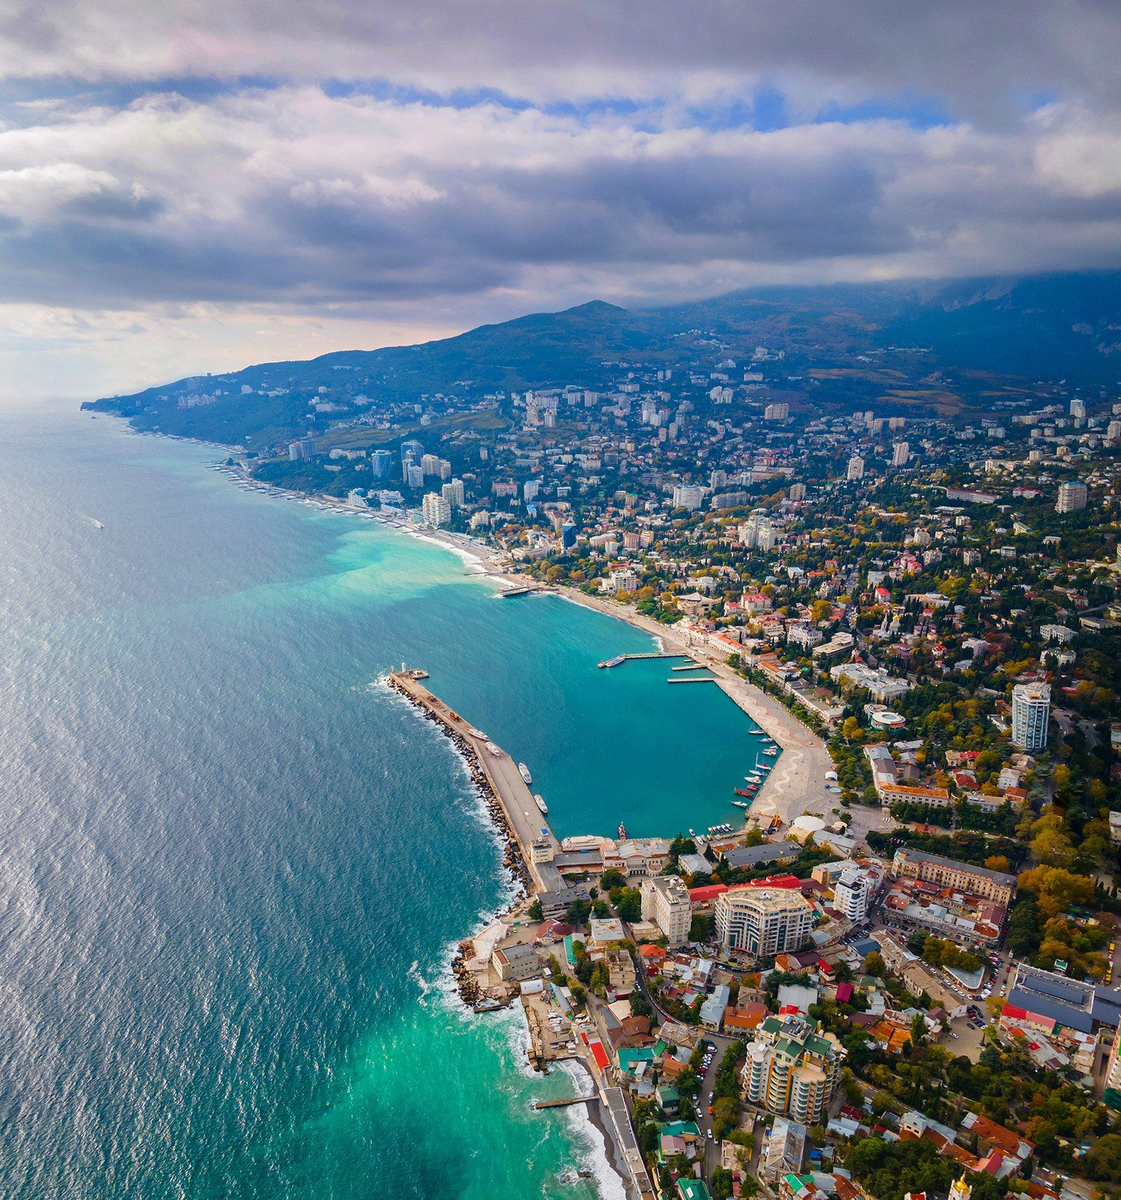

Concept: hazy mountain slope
[[84, 272, 1121, 448]]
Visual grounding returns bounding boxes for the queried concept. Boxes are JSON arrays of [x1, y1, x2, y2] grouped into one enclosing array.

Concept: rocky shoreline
[[387, 675, 532, 1012]]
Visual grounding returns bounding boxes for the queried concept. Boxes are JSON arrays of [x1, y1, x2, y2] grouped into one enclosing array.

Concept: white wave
[[407, 959, 434, 1004]]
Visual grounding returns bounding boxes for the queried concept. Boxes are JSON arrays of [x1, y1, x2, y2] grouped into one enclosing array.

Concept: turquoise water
[[0, 403, 764, 1199]]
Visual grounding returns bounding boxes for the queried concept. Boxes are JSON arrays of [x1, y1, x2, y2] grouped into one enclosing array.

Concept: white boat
[[534, 793, 548, 814], [731, 799, 749, 809], [518, 762, 533, 785], [763, 746, 779, 757], [485, 741, 502, 758], [468, 727, 487, 739]]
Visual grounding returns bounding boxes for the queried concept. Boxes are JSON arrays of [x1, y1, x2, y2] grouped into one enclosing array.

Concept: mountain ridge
[[84, 270, 1121, 449]]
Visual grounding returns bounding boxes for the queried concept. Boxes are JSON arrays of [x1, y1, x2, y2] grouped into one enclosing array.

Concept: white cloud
[[0, 0, 1118, 396]]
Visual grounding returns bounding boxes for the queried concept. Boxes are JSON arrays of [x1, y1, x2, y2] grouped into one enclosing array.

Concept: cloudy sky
[[1, 0, 1120, 398]]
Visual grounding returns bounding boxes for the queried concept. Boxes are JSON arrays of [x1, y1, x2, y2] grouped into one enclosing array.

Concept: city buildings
[[1056, 481, 1088, 512], [741, 1014, 845, 1123], [891, 848, 1017, 906], [421, 492, 452, 527], [287, 437, 317, 461], [441, 478, 466, 507], [1011, 681, 1050, 751], [640, 875, 692, 947], [714, 886, 813, 959], [891, 441, 910, 467], [846, 455, 865, 481], [832, 868, 870, 923]]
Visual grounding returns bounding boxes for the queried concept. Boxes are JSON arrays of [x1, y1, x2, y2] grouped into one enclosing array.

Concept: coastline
[[100, 419, 819, 1200]]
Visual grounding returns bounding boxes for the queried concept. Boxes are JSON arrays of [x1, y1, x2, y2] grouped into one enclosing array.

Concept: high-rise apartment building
[[739, 510, 776, 551], [287, 438, 317, 461], [672, 485, 705, 511], [441, 478, 465, 508], [640, 875, 692, 947], [832, 868, 870, 923], [846, 455, 865, 481], [1011, 681, 1050, 750], [1056, 481, 1088, 513], [715, 887, 813, 959], [740, 1014, 845, 1123], [1104, 1022, 1121, 1111], [891, 441, 910, 467], [370, 449, 394, 478], [421, 492, 451, 527]]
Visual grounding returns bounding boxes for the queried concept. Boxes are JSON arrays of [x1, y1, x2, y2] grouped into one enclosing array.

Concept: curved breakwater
[[0, 405, 770, 1200]]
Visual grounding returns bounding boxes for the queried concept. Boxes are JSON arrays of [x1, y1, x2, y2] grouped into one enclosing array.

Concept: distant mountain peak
[[565, 299, 627, 314]]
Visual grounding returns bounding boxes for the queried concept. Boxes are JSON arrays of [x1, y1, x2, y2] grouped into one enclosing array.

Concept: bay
[[0, 402, 763, 1199]]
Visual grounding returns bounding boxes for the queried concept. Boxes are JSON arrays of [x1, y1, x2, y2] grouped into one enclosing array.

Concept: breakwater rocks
[[389, 676, 532, 1012]]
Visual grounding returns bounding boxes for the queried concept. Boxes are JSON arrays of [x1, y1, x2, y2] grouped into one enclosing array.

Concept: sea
[[0, 401, 769, 1200]]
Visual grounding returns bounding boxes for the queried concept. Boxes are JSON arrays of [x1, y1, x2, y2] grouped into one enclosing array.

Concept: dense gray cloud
[[0, 2, 1118, 397], [0, 87, 1119, 319], [0, 0, 1119, 120]]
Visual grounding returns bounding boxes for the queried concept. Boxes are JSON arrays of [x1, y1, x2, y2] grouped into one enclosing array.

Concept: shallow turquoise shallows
[[0, 403, 765, 1200]]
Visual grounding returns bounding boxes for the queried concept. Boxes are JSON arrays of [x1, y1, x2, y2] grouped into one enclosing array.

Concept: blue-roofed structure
[[1006, 963, 1121, 1034]]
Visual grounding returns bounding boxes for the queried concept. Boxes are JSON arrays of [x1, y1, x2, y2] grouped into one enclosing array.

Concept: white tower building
[[1011, 682, 1050, 751]]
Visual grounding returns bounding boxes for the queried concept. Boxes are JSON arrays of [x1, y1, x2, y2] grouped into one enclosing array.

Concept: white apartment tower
[[672, 485, 705, 511], [846, 455, 865, 481], [1011, 682, 1050, 751], [1056, 481, 1088, 513], [832, 868, 869, 923], [740, 510, 776, 551], [891, 441, 910, 468], [715, 887, 813, 959], [421, 492, 452, 528], [640, 875, 692, 948]]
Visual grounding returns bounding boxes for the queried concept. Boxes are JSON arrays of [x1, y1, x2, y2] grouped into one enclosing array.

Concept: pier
[[670, 663, 711, 671], [666, 676, 716, 684], [497, 584, 550, 598], [618, 651, 691, 661], [388, 669, 562, 893], [534, 1096, 593, 1110]]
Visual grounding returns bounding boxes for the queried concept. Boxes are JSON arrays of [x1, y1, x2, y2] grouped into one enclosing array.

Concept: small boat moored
[[598, 655, 625, 669], [533, 793, 548, 814], [518, 762, 533, 785]]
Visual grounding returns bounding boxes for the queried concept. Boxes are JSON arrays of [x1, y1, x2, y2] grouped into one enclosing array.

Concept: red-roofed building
[[689, 884, 729, 905], [836, 982, 854, 1004]]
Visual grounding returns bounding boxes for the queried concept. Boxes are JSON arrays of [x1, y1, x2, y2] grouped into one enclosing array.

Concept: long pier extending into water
[[618, 651, 691, 661], [387, 669, 562, 893]]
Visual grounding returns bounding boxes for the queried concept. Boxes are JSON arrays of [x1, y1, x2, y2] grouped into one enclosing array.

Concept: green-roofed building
[[740, 1013, 845, 1124], [656, 1084, 680, 1115], [677, 1180, 712, 1200]]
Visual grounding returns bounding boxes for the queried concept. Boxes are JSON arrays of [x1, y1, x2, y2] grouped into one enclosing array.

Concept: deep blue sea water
[[0, 403, 765, 1199]]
